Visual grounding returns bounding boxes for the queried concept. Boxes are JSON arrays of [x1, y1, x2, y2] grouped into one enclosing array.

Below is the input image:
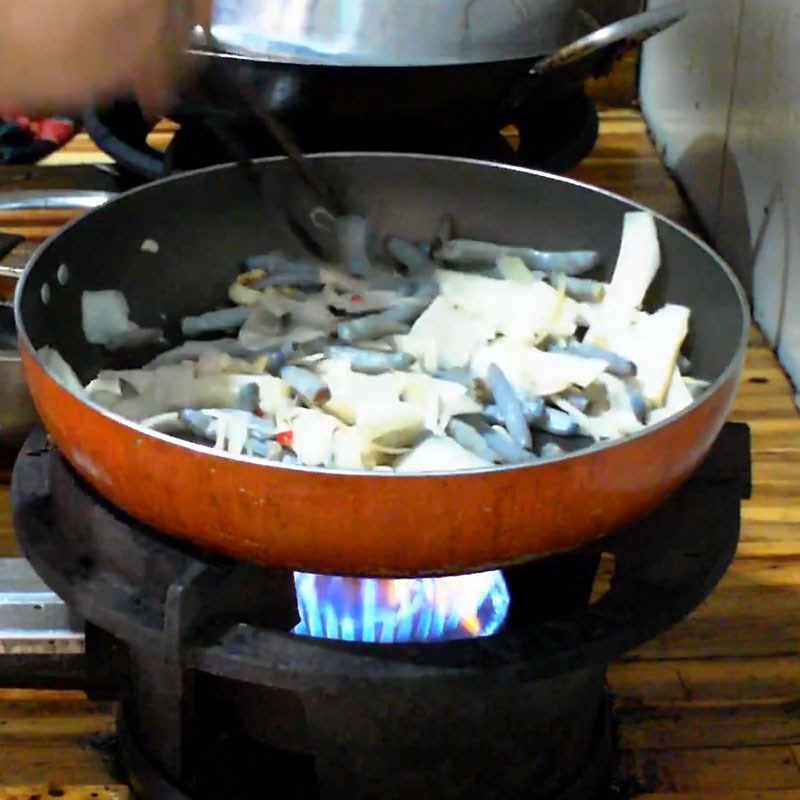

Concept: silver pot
[[205, 0, 669, 68], [208, 0, 584, 66], [174, 1, 687, 133], [0, 191, 114, 450], [0, 304, 36, 450]]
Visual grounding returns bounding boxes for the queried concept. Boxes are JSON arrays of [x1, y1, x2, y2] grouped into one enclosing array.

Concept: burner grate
[[82, 90, 600, 182]]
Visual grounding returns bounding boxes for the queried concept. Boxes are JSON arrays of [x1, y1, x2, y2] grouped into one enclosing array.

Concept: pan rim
[[187, 44, 547, 70], [15, 152, 750, 479]]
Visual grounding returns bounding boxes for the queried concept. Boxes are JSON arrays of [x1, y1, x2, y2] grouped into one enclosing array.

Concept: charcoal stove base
[[10, 424, 751, 800], [118, 679, 613, 800]]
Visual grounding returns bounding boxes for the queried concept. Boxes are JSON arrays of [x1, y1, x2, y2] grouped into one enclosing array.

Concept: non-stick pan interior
[[18, 154, 747, 389]]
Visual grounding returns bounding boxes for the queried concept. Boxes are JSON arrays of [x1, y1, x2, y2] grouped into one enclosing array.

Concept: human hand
[[0, 0, 211, 116]]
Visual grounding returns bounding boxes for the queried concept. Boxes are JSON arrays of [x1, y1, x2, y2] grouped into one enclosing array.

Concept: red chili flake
[[350, 294, 363, 303], [275, 430, 294, 447]]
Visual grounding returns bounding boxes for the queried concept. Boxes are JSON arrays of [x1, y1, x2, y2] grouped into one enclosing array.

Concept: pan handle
[[0, 190, 116, 212], [503, 1, 687, 110], [0, 190, 117, 282]]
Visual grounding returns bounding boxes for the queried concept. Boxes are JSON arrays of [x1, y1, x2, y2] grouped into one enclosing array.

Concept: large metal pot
[[0, 304, 37, 450], [83, 2, 686, 179], [0, 193, 115, 450], [189, 1, 686, 118], [1, 231, 36, 450], [208, 0, 588, 67]]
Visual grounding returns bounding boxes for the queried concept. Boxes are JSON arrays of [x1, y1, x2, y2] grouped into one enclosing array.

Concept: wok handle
[[0, 190, 117, 282], [531, 1, 688, 77], [0, 190, 116, 212], [504, 1, 687, 110]]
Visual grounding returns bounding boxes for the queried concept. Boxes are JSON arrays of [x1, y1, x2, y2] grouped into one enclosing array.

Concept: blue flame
[[293, 571, 510, 643]]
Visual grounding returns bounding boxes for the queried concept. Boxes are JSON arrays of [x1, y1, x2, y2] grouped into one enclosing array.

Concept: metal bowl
[[0, 303, 37, 450], [0, 191, 116, 450]]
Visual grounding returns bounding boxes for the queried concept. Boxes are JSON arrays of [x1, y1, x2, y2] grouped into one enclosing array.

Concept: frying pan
[[13, 154, 748, 577]]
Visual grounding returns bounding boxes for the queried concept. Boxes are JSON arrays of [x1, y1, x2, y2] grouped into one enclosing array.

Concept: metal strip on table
[[0, 557, 84, 655]]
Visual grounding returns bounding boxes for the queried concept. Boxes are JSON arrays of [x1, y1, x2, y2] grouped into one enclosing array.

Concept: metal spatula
[[191, 33, 347, 217]]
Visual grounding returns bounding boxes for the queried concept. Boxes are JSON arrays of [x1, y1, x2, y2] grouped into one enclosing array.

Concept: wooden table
[[1, 109, 799, 800]]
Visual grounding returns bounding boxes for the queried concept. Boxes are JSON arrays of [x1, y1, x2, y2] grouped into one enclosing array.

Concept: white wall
[[640, 0, 743, 236], [641, 0, 800, 387]]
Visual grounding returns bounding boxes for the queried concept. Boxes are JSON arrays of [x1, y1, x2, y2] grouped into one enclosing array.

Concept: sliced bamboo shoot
[[471, 340, 608, 399], [585, 212, 660, 348], [396, 296, 495, 370], [610, 305, 691, 407], [649, 368, 695, 424], [39, 347, 85, 397], [395, 436, 492, 473], [289, 408, 340, 466], [496, 255, 540, 284], [435, 269, 567, 342]]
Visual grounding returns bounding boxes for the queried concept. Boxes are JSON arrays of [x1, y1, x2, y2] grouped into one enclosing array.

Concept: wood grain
[[0, 789, 129, 800], [1, 107, 799, 796], [620, 747, 800, 793], [636, 793, 800, 800]]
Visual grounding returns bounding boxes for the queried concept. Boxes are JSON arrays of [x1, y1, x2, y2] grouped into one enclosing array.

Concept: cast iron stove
[[0, 423, 751, 800], [82, 89, 599, 184]]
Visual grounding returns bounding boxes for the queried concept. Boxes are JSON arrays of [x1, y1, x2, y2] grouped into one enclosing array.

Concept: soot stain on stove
[[76, 731, 127, 784]]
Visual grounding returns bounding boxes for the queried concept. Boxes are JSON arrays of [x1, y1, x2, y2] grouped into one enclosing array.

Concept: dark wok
[[15, 154, 748, 577], [83, 3, 686, 179], [189, 1, 685, 126]]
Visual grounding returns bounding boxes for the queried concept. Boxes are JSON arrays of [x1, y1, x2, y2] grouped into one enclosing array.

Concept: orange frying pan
[[13, 155, 748, 577]]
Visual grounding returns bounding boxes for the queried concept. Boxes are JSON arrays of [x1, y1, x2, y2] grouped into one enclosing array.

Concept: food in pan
[[41, 209, 707, 473]]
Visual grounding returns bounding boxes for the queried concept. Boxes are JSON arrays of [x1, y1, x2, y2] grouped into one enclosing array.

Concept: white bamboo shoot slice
[[395, 436, 492, 473], [649, 368, 695, 424], [595, 374, 646, 436], [331, 427, 366, 470], [356, 402, 425, 450], [290, 408, 339, 466], [402, 373, 481, 434], [471, 340, 608, 399], [585, 212, 660, 347], [610, 305, 691, 407], [497, 255, 540, 284], [435, 269, 566, 342], [39, 347, 85, 396], [397, 296, 495, 370], [81, 290, 143, 347]]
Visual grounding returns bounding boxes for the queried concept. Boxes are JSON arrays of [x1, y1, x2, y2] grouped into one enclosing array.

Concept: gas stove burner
[[82, 90, 599, 183], [293, 570, 510, 643], [9, 424, 749, 800]]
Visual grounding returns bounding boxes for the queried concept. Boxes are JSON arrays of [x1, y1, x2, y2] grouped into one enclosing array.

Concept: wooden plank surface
[[621, 747, 800, 793], [637, 794, 800, 800], [1, 105, 799, 796]]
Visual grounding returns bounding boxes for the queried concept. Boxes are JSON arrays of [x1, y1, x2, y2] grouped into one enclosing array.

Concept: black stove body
[[82, 88, 599, 184], [7, 424, 751, 800]]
